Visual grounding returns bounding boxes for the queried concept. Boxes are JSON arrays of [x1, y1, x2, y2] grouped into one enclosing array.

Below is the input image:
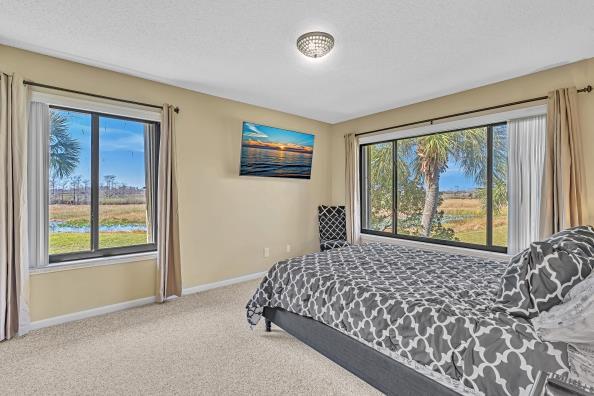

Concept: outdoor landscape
[[49, 109, 152, 255], [364, 125, 508, 247]]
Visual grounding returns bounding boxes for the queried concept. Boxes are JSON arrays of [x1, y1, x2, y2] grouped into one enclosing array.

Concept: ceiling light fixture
[[296, 31, 334, 58]]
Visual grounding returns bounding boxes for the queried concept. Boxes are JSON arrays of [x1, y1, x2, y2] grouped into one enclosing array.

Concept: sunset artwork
[[240, 122, 315, 179]]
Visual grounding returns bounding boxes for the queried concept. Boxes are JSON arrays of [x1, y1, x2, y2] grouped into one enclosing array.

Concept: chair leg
[[265, 319, 272, 332]]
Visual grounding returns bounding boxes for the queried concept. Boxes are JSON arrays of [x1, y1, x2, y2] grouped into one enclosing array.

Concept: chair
[[318, 205, 350, 251]]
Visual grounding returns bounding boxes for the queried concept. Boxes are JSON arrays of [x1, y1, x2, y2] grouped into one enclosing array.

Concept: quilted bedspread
[[246, 243, 569, 396]]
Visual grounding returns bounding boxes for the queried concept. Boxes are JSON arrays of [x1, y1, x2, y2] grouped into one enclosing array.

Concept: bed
[[246, 243, 569, 395]]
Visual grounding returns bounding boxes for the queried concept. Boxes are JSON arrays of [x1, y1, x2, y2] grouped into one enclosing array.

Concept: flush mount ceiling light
[[296, 31, 335, 58]]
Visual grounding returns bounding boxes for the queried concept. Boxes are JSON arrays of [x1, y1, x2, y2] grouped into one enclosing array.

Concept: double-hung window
[[360, 122, 509, 253], [29, 93, 160, 267]]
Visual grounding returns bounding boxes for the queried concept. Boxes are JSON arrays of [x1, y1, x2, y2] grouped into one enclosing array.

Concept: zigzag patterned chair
[[318, 205, 350, 251]]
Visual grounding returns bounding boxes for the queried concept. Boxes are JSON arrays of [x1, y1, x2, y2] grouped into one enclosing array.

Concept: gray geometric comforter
[[246, 243, 569, 396]]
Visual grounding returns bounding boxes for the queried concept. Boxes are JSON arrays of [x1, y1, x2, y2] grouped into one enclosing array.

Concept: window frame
[[359, 121, 508, 254], [48, 105, 160, 264]]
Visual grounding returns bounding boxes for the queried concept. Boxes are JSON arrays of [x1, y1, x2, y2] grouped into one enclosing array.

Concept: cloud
[[244, 122, 268, 138]]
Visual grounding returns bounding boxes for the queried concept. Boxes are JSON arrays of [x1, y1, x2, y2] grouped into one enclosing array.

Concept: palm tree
[[366, 127, 507, 238], [50, 112, 80, 179], [401, 128, 489, 237]]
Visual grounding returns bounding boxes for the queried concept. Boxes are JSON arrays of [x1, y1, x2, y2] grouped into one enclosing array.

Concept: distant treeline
[[50, 174, 147, 205], [441, 190, 479, 199]]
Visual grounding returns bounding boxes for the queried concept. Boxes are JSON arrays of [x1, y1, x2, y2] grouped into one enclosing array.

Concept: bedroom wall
[[329, 57, 594, 223], [0, 44, 332, 321]]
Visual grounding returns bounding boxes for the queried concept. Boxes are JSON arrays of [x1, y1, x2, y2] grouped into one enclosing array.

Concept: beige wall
[[0, 44, 332, 321], [3, 43, 594, 322], [30, 260, 156, 320], [329, 58, 594, 223]]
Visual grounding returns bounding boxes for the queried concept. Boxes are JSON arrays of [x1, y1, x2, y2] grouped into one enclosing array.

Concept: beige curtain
[[345, 133, 360, 244], [0, 72, 29, 340], [156, 105, 182, 302], [539, 87, 585, 239]]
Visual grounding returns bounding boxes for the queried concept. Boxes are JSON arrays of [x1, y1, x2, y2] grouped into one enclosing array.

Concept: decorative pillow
[[528, 241, 592, 314], [567, 344, 594, 387], [495, 226, 594, 318], [547, 225, 594, 257], [532, 273, 594, 386], [495, 249, 532, 317], [532, 272, 594, 343]]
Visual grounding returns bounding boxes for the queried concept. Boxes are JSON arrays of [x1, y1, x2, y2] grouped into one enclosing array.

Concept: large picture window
[[48, 106, 159, 263], [361, 122, 508, 253]]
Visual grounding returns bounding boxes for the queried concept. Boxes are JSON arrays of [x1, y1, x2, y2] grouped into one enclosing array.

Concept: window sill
[[29, 251, 158, 275], [360, 233, 511, 261]]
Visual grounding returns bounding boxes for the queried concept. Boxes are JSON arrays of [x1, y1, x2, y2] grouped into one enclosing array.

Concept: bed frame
[[263, 307, 461, 396]]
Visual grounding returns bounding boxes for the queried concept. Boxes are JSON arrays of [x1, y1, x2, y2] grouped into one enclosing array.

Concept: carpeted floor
[[0, 279, 380, 395]]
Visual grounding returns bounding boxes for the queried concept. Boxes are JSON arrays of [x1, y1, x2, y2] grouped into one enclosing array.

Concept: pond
[[441, 213, 482, 223], [49, 221, 147, 233]]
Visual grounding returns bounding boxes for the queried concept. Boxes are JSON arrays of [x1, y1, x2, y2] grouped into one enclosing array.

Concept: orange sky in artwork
[[243, 139, 313, 153]]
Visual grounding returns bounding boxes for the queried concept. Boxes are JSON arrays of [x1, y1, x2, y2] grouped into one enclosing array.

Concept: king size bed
[[246, 230, 594, 395]]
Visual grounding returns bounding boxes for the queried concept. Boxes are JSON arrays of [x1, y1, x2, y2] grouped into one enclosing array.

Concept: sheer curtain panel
[[28, 102, 49, 269], [507, 115, 546, 254], [345, 133, 361, 244], [144, 123, 157, 244]]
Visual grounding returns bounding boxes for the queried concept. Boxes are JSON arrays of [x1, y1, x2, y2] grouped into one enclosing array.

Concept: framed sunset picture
[[239, 122, 315, 179]]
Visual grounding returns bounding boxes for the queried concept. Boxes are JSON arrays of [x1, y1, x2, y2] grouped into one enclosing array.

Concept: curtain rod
[[355, 85, 592, 137], [23, 80, 180, 114]]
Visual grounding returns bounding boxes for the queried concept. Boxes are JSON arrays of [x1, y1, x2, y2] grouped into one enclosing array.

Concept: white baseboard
[[28, 296, 156, 331], [28, 270, 267, 331], [181, 271, 266, 295]]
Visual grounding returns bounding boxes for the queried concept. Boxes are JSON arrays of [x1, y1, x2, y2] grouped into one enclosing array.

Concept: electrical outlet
[[264, 247, 270, 258], [286, 244, 291, 253]]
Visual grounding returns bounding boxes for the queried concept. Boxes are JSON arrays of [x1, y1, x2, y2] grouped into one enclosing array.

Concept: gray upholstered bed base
[[263, 307, 461, 396]]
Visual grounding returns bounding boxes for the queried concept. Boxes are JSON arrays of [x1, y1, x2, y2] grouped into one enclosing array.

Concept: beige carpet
[[0, 279, 380, 395]]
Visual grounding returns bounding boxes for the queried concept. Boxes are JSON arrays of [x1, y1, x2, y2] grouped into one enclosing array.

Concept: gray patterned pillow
[[495, 249, 532, 316], [547, 225, 594, 257], [528, 242, 592, 314], [496, 226, 594, 318]]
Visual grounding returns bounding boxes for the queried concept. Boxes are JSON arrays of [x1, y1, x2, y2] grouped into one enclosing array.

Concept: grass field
[[439, 198, 508, 246], [371, 197, 508, 247], [49, 204, 147, 226], [49, 232, 149, 255], [49, 204, 149, 255]]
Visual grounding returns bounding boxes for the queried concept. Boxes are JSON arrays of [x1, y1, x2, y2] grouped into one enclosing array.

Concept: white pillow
[[532, 272, 594, 386], [567, 344, 594, 387], [532, 272, 594, 343]]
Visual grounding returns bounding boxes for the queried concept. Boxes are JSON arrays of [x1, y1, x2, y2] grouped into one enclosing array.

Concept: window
[[48, 106, 159, 263], [361, 122, 508, 253]]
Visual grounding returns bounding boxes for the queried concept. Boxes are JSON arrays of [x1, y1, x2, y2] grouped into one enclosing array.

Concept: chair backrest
[[318, 205, 347, 241]]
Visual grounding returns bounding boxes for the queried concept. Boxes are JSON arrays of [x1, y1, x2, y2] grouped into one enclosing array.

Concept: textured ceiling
[[1, 1, 594, 123]]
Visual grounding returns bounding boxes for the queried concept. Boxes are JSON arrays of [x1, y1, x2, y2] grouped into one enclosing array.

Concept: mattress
[[246, 243, 569, 396]]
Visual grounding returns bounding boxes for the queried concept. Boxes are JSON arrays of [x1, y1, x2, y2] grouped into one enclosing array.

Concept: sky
[[440, 161, 479, 191], [53, 109, 147, 188], [440, 124, 507, 191], [398, 145, 480, 191], [242, 122, 314, 148]]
